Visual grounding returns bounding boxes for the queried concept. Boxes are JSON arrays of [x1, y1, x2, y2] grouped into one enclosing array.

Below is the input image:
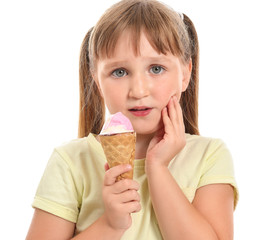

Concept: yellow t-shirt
[[32, 133, 238, 239]]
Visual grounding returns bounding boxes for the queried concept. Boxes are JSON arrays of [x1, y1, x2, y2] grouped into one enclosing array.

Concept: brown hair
[[78, 27, 105, 137], [78, 0, 199, 137]]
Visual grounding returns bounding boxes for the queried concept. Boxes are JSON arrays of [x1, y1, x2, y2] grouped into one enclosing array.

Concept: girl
[[26, 0, 238, 239]]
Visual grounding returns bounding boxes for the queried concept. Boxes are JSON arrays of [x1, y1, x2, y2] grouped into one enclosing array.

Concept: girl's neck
[[135, 133, 154, 159]]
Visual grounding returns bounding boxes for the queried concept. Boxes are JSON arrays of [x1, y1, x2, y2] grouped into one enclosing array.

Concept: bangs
[[90, 0, 189, 62]]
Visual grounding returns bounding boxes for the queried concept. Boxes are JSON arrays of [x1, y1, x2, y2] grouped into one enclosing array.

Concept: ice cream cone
[[100, 132, 136, 181]]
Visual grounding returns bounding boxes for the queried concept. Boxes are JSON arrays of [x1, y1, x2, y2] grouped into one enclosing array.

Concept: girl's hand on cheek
[[146, 96, 186, 172], [102, 164, 141, 231]]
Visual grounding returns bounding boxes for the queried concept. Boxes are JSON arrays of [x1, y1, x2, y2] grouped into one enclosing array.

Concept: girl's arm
[[147, 166, 234, 240], [26, 209, 75, 240], [26, 164, 140, 240], [26, 209, 125, 240], [145, 96, 234, 240]]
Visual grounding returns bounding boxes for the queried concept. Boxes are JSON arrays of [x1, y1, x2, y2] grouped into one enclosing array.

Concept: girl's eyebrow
[[102, 56, 174, 69], [144, 56, 174, 63], [102, 61, 130, 70]]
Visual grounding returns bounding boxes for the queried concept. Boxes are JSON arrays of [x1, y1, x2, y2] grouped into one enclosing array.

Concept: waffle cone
[[100, 132, 136, 181]]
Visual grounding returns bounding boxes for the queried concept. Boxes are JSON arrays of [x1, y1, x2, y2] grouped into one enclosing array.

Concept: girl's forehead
[[97, 30, 182, 68], [99, 29, 169, 60], [114, 30, 151, 54]]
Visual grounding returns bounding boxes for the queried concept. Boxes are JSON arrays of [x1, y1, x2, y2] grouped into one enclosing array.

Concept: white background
[[0, 0, 263, 239]]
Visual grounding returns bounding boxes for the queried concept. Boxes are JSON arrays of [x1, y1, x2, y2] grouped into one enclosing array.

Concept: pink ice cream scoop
[[100, 112, 134, 135]]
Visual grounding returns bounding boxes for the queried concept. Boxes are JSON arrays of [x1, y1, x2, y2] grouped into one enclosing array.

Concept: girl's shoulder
[[184, 133, 231, 158], [53, 133, 105, 169], [179, 134, 238, 207], [56, 133, 102, 153], [185, 133, 227, 147]]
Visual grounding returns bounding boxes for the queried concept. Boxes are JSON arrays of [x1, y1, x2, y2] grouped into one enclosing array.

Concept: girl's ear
[[182, 58, 192, 92]]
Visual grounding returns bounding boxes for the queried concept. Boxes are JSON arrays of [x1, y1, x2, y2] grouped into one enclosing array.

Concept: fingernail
[[126, 164, 132, 170]]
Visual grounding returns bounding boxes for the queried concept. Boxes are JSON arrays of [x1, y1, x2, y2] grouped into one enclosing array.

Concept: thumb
[[104, 162, 110, 172]]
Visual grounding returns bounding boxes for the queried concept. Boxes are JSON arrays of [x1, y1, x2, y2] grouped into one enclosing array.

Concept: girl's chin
[[135, 129, 157, 136], [133, 122, 163, 136], [130, 111, 163, 135]]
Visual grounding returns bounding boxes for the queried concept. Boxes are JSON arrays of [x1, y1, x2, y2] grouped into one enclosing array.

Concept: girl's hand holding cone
[[102, 163, 141, 231]]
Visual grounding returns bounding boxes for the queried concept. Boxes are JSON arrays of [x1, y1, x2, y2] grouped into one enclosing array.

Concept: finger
[[112, 179, 140, 194], [173, 100, 186, 141], [104, 164, 132, 186], [167, 96, 177, 122], [162, 107, 174, 133], [169, 95, 182, 129], [122, 201, 141, 214], [104, 162, 110, 172], [120, 190, 140, 203], [153, 127, 165, 142], [131, 201, 142, 213], [173, 96, 185, 127]]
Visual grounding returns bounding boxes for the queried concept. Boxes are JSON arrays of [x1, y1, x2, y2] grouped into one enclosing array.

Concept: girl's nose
[[128, 74, 150, 99]]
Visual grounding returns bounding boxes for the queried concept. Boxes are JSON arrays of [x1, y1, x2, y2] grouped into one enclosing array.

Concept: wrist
[[72, 214, 126, 240], [100, 214, 127, 237], [145, 160, 168, 176], [145, 151, 172, 174]]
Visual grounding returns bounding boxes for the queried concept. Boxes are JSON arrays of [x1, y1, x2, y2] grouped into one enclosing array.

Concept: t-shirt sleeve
[[197, 139, 239, 208], [32, 149, 82, 223]]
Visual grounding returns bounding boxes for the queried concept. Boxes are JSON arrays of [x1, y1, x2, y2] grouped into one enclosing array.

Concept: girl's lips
[[129, 107, 152, 117]]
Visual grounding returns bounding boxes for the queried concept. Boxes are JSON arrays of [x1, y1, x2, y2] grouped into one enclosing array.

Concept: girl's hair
[[78, 0, 199, 138]]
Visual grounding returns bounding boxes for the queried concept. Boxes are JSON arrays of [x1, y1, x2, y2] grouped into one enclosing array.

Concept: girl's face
[[95, 30, 191, 135]]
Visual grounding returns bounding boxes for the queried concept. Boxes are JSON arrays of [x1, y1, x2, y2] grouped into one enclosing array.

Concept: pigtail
[[78, 27, 105, 138], [180, 14, 200, 135]]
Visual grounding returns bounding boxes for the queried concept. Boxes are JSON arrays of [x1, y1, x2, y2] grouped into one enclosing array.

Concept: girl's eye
[[150, 66, 164, 74], [112, 68, 127, 78]]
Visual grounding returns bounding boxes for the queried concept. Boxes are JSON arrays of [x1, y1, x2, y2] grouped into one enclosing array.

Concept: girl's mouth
[[129, 107, 152, 117]]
